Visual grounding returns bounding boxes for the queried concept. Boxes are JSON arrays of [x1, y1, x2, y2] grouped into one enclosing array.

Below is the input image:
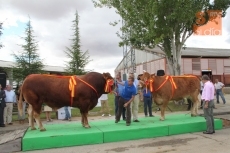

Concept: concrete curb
[[199, 111, 230, 117]]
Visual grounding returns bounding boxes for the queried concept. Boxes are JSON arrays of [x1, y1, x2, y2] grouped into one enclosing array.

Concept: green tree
[[94, 0, 230, 75], [65, 11, 91, 75], [13, 19, 44, 82]]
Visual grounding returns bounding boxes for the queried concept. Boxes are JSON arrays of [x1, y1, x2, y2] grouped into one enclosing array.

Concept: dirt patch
[[105, 138, 197, 152], [222, 119, 230, 128], [106, 147, 129, 152], [155, 149, 177, 153], [138, 137, 197, 148]]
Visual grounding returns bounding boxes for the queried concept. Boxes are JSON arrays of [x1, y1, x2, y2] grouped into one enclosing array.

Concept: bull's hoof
[[191, 114, 197, 117], [31, 127, 36, 130], [159, 118, 165, 121], [40, 128, 46, 132], [84, 125, 91, 128]]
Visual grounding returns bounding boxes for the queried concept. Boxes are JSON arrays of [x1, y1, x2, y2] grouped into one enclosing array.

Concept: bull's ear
[[151, 73, 155, 77]]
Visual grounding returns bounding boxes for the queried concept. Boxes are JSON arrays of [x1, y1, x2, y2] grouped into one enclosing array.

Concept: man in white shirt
[[214, 79, 226, 104], [129, 73, 140, 122], [100, 94, 111, 117], [4, 85, 16, 125]]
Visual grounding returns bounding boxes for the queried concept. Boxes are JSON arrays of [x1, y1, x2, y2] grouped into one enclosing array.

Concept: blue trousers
[[115, 96, 126, 119], [144, 97, 152, 116], [64, 106, 71, 119], [216, 89, 226, 104]]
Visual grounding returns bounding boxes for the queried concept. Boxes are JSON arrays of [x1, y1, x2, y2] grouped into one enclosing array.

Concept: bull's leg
[[191, 96, 199, 117], [160, 101, 168, 121], [33, 111, 46, 131], [80, 109, 86, 127], [28, 104, 36, 130], [81, 112, 85, 127], [160, 106, 166, 121], [83, 112, 91, 128]]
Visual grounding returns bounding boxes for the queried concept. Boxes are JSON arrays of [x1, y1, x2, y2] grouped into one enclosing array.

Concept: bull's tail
[[18, 88, 23, 116]]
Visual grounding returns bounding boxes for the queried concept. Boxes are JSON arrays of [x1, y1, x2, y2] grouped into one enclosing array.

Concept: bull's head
[[140, 72, 155, 92], [102, 72, 115, 93]]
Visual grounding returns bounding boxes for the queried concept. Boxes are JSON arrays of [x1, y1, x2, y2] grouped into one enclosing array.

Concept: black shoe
[[217, 102, 220, 104], [133, 120, 140, 122], [123, 118, 126, 121], [0, 124, 5, 127], [145, 115, 147, 117], [149, 115, 154, 117], [8, 123, 13, 125], [115, 120, 119, 123], [126, 123, 130, 126], [203, 131, 213, 134]]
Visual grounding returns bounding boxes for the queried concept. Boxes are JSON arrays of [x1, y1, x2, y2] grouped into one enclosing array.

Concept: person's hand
[[124, 103, 128, 107]]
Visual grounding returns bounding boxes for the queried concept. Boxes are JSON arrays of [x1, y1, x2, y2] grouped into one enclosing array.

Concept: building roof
[[0, 60, 66, 72], [147, 47, 230, 57], [181, 47, 230, 57]]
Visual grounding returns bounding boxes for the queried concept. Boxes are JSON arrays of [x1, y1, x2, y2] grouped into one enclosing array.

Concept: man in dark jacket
[[0, 84, 6, 127]]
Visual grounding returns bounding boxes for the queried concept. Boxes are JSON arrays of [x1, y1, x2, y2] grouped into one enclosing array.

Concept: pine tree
[[13, 19, 44, 82], [65, 11, 91, 75]]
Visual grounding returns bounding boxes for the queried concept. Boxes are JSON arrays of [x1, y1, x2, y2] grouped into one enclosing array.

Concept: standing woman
[[0, 84, 6, 127], [16, 85, 27, 124]]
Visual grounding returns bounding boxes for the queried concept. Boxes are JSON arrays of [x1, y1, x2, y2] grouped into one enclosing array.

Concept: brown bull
[[18, 72, 114, 131], [140, 72, 200, 121]]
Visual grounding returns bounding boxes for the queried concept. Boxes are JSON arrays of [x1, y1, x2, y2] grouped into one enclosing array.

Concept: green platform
[[22, 114, 223, 151]]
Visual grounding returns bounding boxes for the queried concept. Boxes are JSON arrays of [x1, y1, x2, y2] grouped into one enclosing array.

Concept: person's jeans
[[144, 97, 152, 116], [64, 106, 71, 119], [216, 89, 226, 104], [115, 96, 126, 119], [203, 100, 215, 132]]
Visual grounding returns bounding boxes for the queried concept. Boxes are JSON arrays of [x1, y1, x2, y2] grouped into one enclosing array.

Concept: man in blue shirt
[[143, 88, 153, 117], [114, 74, 126, 120], [116, 77, 136, 126]]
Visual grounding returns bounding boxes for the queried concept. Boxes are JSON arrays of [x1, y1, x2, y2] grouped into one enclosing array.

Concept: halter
[[145, 75, 198, 99], [38, 74, 113, 106]]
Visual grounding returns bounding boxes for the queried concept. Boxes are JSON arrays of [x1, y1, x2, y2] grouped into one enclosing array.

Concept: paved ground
[[19, 128, 230, 153], [0, 94, 230, 153]]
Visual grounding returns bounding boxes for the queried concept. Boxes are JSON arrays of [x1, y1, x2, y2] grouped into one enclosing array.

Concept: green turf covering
[[22, 114, 223, 151], [22, 123, 103, 151]]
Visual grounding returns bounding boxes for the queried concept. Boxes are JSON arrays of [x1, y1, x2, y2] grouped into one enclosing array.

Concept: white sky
[[0, 0, 230, 75]]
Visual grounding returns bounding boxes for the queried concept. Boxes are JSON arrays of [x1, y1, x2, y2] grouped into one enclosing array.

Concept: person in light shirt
[[201, 75, 215, 134], [214, 79, 226, 104], [4, 85, 16, 125], [100, 94, 111, 117]]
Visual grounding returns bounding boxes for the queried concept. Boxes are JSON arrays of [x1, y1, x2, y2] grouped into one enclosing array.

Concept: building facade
[[115, 47, 230, 86], [0, 60, 66, 88]]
